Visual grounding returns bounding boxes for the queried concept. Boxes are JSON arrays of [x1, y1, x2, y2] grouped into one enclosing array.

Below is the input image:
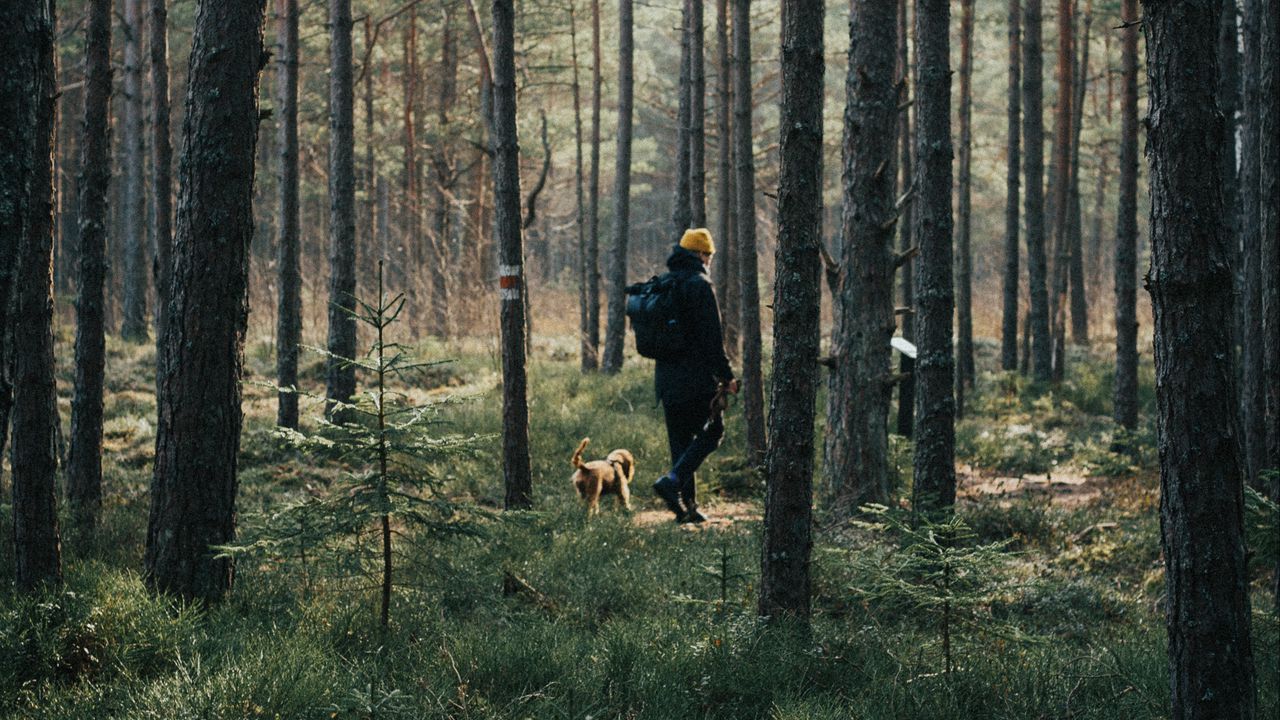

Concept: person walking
[[651, 228, 739, 523]]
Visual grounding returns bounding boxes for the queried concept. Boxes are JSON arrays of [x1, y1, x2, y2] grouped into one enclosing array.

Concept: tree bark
[[1024, 0, 1051, 381], [715, 0, 739, 358], [910, 0, 953, 514], [121, 0, 149, 342], [151, 0, 173, 337], [1142, 1, 1257, 716], [895, 0, 915, 438], [402, 9, 421, 331], [69, 0, 114, 531], [430, 5, 457, 340], [1047, 0, 1073, 381], [491, 0, 531, 510], [146, 0, 265, 602], [955, 0, 974, 411], [584, 0, 602, 371], [5, 0, 63, 590], [601, 0, 633, 374], [760, 0, 823, 622], [570, 0, 591, 371], [825, 0, 897, 512], [690, 0, 707, 228], [1239, 0, 1265, 484], [1067, 2, 1092, 346], [275, 0, 300, 429], [734, 0, 766, 467], [1260, 0, 1280, 507], [1113, 0, 1139, 432], [1001, 0, 1021, 372], [673, 0, 693, 236], [325, 0, 357, 420]]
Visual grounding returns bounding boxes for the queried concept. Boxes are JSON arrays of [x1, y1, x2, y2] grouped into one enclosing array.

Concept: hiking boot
[[679, 507, 708, 524], [653, 474, 684, 518]]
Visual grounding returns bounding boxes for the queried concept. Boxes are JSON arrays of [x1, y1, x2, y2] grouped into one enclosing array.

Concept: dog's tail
[[571, 438, 590, 469]]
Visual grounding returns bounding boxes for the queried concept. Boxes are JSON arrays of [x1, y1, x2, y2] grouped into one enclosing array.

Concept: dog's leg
[[618, 480, 631, 512], [588, 482, 602, 516]]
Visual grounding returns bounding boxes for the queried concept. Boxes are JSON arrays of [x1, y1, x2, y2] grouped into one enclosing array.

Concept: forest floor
[[1, 328, 1277, 719]]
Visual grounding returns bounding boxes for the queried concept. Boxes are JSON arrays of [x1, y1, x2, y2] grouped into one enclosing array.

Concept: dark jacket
[[655, 245, 735, 405]]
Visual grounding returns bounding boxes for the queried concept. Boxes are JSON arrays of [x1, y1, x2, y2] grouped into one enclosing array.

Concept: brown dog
[[570, 438, 634, 515]]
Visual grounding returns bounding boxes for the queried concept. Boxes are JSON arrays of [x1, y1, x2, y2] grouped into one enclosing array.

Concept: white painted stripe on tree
[[500, 288, 521, 301]]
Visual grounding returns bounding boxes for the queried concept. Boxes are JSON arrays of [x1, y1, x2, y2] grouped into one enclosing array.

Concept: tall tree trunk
[[402, 9, 421, 331], [1240, 0, 1265, 484], [570, 0, 591, 370], [5, 0, 63, 590], [673, 0, 693, 235], [146, 0, 265, 602], [584, 0, 602, 371], [69, 0, 114, 531], [430, 5, 456, 340], [910, 0, 953, 514], [825, 0, 897, 512], [1088, 149, 1108, 301], [1067, 2, 1092, 345], [275, 0, 300, 429], [1024, 0, 1051, 381], [714, 0, 739, 358], [325, 0, 357, 420], [955, 0, 974, 413], [1143, 1, 1257, 715], [895, 0, 915, 438], [601, 0, 633, 374], [734, 0, 766, 466], [1261, 0, 1280, 489], [1113, 0, 1139, 432], [121, 0, 149, 342], [760, 0, 823, 622], [690, 0, 707, 227], [57, 63, 81, 301], [1047, 0, 1073, 381], [151, 0, 173, 336], [1001, 0, 1021, 372], [491, 0, 531, 509]]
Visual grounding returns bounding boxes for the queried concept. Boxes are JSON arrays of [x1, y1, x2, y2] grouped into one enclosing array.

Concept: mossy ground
[[1, 329, 1276, 719]]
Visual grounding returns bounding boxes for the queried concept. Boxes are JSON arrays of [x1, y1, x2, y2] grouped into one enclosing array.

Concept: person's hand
[[727, 379, 741, 394]]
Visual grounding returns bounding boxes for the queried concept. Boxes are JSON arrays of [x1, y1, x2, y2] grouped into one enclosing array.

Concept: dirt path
[[632, 499, 762, 529], [956, 462, 1104, 509]]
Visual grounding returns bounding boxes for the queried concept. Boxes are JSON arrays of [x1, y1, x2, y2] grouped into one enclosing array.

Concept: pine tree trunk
[[910, 0, 954, 514], [734, 0, 766, 467], [146, 0, 265, 602], [1048, 0, 1073, 381], [402, 11, 420, 331], [69, 0, 114, 531], [1067, 2, 1092, 346], [1260, 0, 1280, 509], [1088, 149, 1108, 301], [121, 0, 149, 342], [1143, 2, 1257, 715], [1239, 0, 1265, 485], [584, 0, 602, 371], [690, 0, 706, 228], [760, 0, 823, 622], [571, 1, 591, 371], [825, 0, 897, 512], [325, 0, 357, 419], [674, 0, 693, 236], [601, 0, 633, 374], [491, 0, 532, 509], [895, 0, 915, 439], [715, 0, 739, 358], [5, 0, 62, 590], [431, 6, 456, 340], [1024, 0, 1051, 382], [1001, 0, 1021, 372], [1113, 0, 1139, 432], [151, 0, 173, 336], [275, 0, 301, 429], [955, 0, 974, 410]]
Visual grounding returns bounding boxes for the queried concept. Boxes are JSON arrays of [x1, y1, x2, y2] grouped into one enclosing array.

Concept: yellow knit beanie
[[679, 227, 715, 255]]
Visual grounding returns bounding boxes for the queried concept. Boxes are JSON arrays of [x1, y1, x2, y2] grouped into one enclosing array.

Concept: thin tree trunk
[[715, 0, 739, 358], [1067, 1, 1092, 345], [690, 0, 706, 227], [69, 0, 114, 531], [601, 0, 633, 374], [734, 0, 766, 466], [146, 0, 265, 602], [431, 5, 456, 340], [151, 0, 173, 337], [491, 0, 531, 509], [325, 0, 357, 420], [1088, 149, 1108, 302], [402, 9, 421, 332], [825, 0, 897, 512], [570, 0, 591, 370], [121, 0, 149, 342], [895, 0, 915, 438], [6, 0, 62, 590], [910, 0, 953, 515], [1261, 0, 1280, 505], [1113, 0, 1139, 432], [1001, 0, 1021, 372], [955, 0, 974, 412], [275, 0, 301, 429], [1025, 0, 1051, 381], [584, 0, 602, 371], [760, 0, 823, 622], [673, 0, 693, 236], [1047, 0, 1073, 381], [1240, 0, 1265, 485], [1143, 1, 1257, 715]]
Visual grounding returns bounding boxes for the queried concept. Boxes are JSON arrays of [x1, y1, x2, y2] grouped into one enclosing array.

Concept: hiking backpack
[[625, 272, 687, 361]]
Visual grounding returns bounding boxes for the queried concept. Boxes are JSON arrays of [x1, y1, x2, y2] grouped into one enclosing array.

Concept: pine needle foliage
[[221, 265, 489, 629]]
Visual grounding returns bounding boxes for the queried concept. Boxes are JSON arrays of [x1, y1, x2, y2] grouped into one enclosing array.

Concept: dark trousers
[[662, 396, 725, 506]]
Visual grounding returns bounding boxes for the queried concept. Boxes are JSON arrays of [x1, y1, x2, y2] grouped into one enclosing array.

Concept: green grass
[[1, 334, 1277, 719]]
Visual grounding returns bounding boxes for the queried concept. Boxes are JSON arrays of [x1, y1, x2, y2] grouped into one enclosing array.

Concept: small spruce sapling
[[223, 264, 488, 629]]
